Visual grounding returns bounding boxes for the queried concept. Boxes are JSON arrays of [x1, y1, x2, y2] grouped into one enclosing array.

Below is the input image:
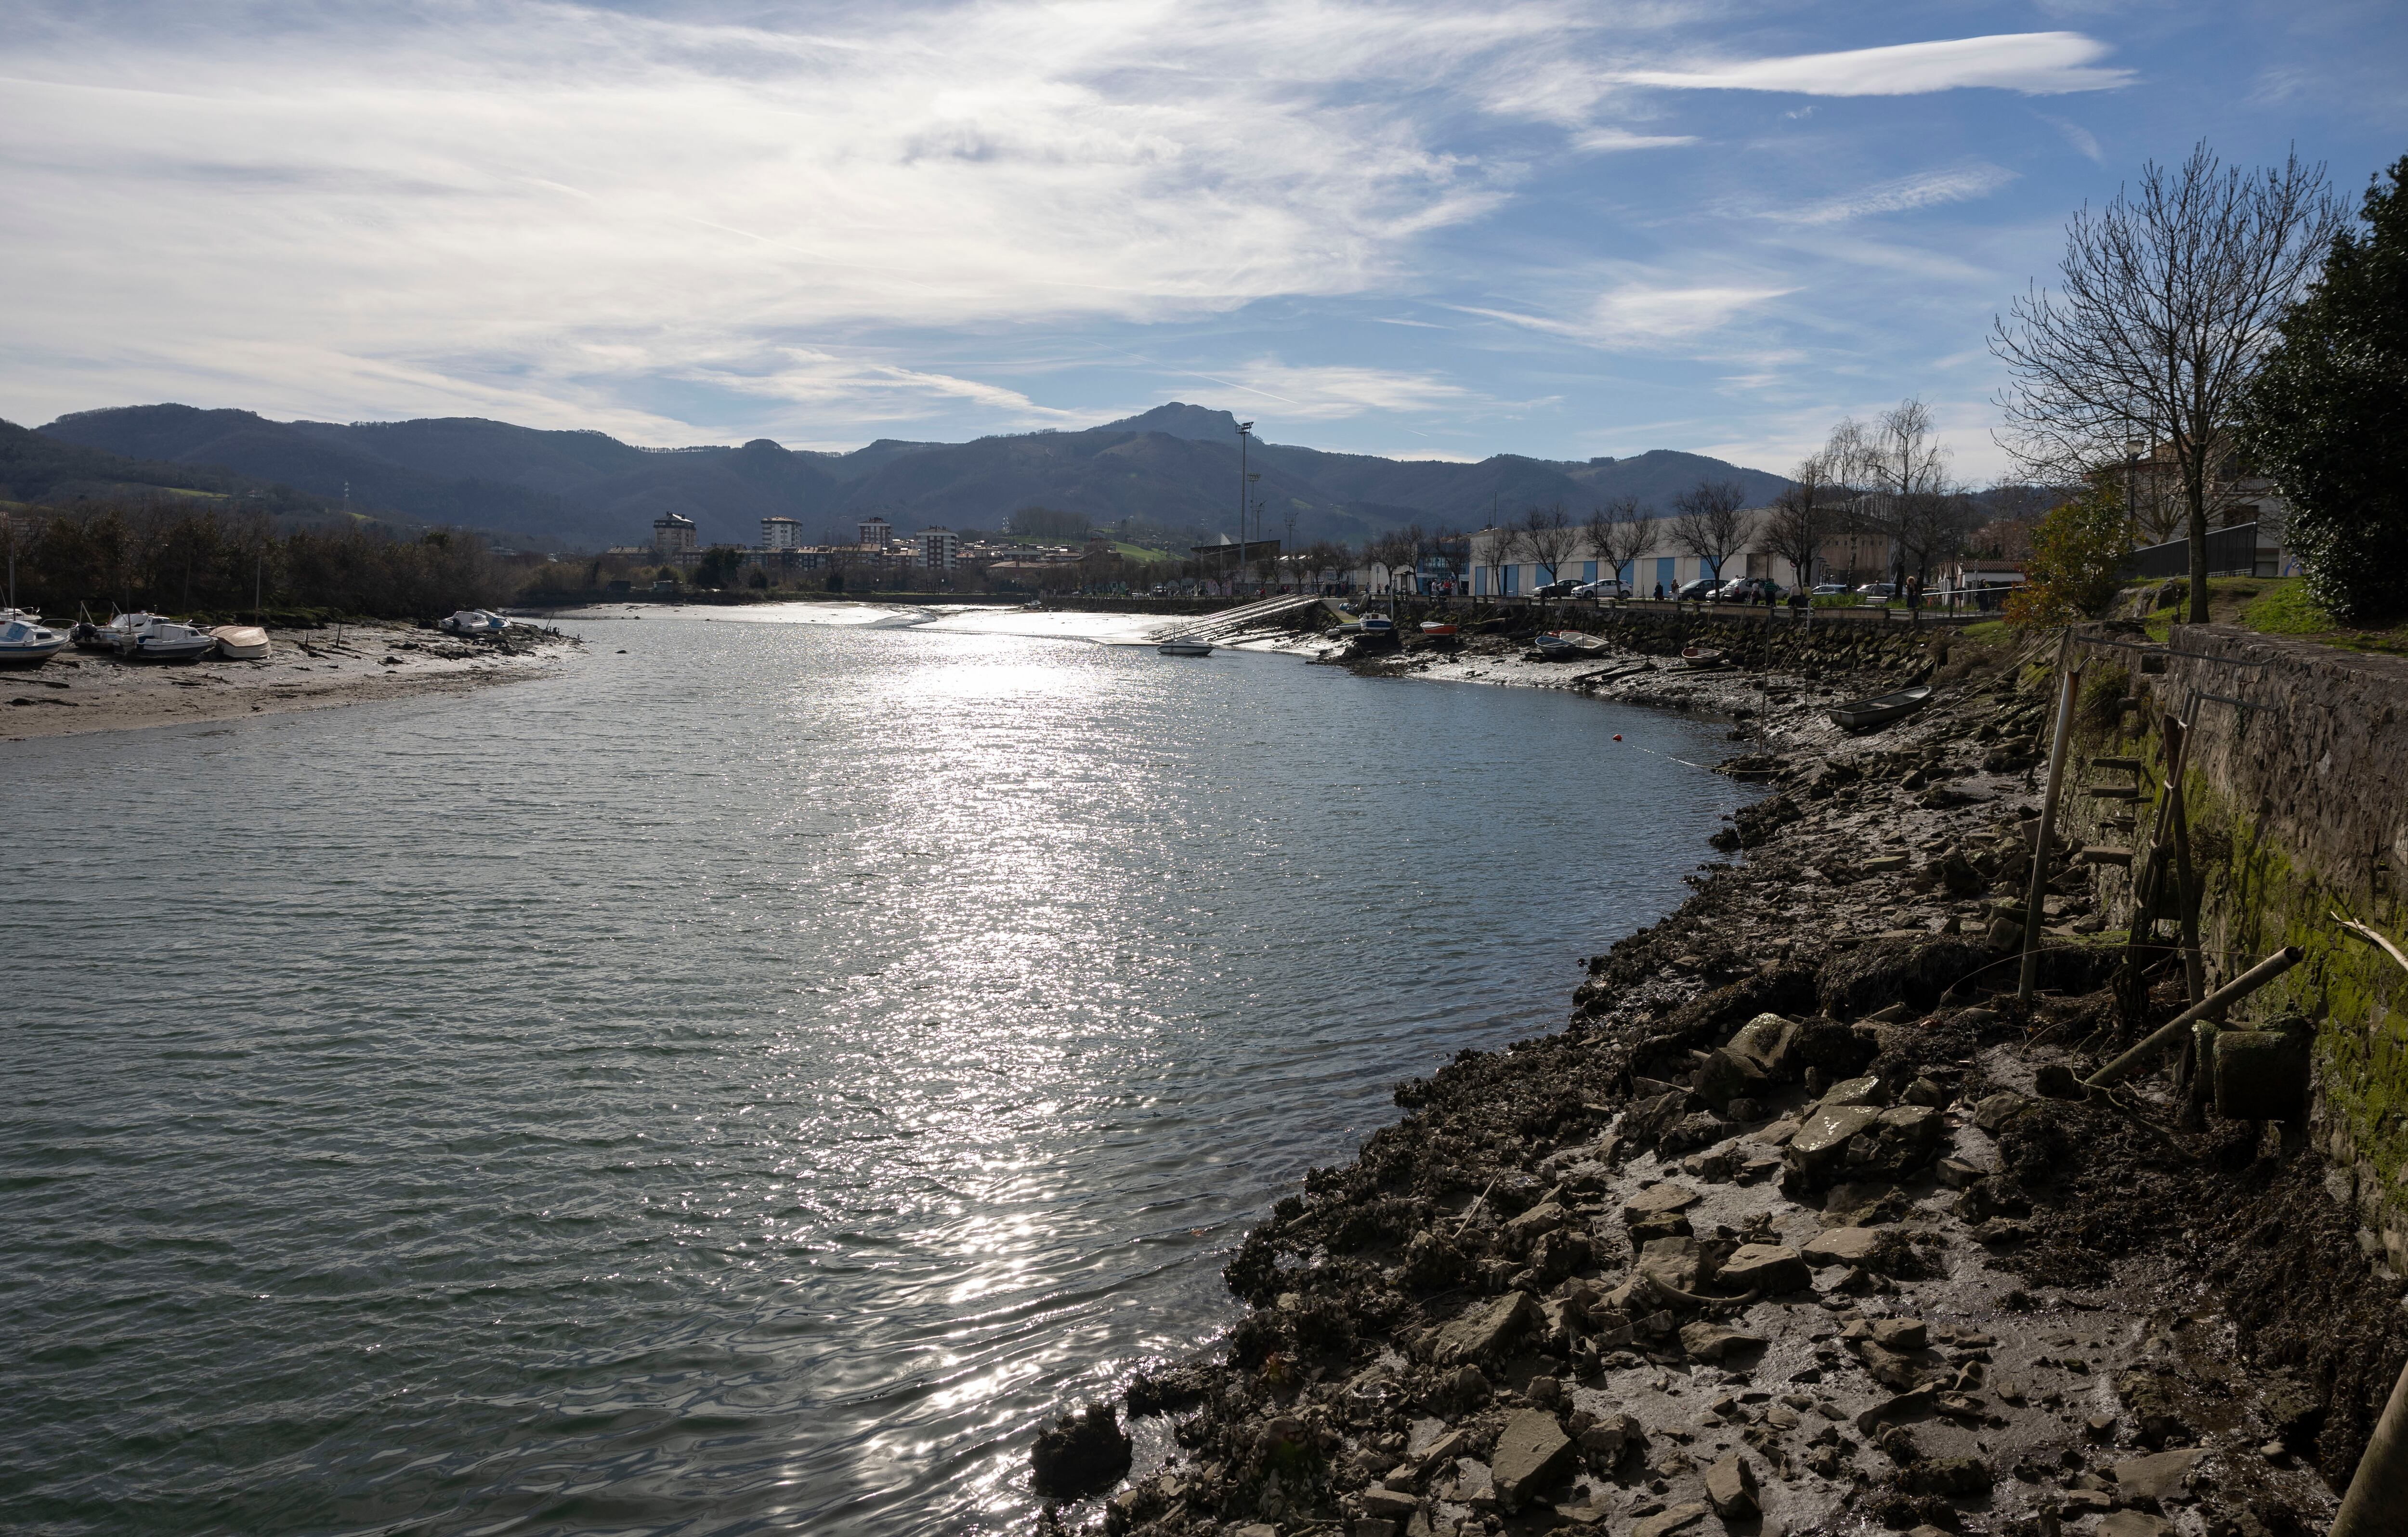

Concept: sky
[[2, 1, 2402, 480]]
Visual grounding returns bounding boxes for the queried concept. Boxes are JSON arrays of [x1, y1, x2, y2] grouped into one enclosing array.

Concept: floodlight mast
[[1236, 420, 1255, 592]]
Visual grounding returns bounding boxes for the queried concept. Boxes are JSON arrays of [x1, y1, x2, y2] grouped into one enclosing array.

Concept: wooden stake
[[2020, 632, 2084, 1001]]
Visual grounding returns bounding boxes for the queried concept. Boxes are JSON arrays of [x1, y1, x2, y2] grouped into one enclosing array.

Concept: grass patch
[[2242, 580, 2339, 635], [1959, 619, 2009, 641]]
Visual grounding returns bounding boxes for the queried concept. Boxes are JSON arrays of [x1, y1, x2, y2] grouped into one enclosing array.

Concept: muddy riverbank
[[0, 621, 580, 740], [1036, 622, 2392, 1537]]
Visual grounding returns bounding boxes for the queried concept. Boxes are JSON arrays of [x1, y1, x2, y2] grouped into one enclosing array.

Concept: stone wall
[[2061, 623, 2408, 1268]]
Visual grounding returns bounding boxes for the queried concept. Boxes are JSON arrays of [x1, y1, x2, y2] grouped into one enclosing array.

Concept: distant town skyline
[[3, 0, 2402, 481]]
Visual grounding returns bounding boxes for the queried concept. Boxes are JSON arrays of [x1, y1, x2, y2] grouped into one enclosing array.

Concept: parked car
[[1531, 578, 1583, 599], [1855, 582, 1898, 599], [1572, 578, 1628, 600], [1810, 583, 1852, 596], [1674, 576, 1721, 600], [1713, 577, 1783, 603]]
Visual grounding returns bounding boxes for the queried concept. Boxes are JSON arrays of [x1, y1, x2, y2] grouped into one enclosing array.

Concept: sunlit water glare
[[0, 609, 1751, 1535]]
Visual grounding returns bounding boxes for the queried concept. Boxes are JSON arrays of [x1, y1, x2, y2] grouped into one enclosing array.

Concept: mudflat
[[0, 621, 579, 740]]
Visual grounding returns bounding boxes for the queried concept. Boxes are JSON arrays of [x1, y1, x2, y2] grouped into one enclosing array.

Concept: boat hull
[[1417, 622, 1457, 637], [1828, 684, 1933, 731], [212, 626, 271, 660], [1156, 639, 1213, 656], [0, 638, 68, 666]]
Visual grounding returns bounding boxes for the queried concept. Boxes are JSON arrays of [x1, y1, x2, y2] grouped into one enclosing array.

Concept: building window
[[1583, 560, 1597, 583], [1655, 556, 1675, 592], [1503, 564, 1519, 595]]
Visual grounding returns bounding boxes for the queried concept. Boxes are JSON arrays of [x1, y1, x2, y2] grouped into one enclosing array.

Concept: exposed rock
[[1631, 1501, 1712, 1537], [1031, 1402, 1133, 1497], [1785, 1103, 1884, 1184], [1802, 1225, 1884, 1265], [1622, 1183, 1702, 1224], [1504, 1200, 1566, 1248], [1703, 1451, 1760, 1518], [1717, 1242, 1811, 1294], [2107, 1447, 2199, 1500], [1871, 1317, 1928, 1351], [1635, 1236, 1704, 1292], [1431, 1290, 1540, 1364], [2096, 1513, 2173, 1537], [1680, 1320, 1765, 1361], [1358, 1486, 1419, 1519], [1490, 1408, 1574, 1510]]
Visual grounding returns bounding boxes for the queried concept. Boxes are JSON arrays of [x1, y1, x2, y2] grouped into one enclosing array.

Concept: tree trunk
[[2187, 466, 2210, 623]]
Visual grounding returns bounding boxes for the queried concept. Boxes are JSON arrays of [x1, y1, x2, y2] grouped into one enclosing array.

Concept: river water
[[0, 606, 1749, 1536]]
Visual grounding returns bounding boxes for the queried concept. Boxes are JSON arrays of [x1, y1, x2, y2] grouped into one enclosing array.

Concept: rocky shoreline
[[1032, 621, 2394, 1537]]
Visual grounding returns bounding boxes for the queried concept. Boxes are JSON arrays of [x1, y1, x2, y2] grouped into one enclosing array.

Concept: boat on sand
[[212, 625, 270, 660], [1828, 683, 1933, 732]]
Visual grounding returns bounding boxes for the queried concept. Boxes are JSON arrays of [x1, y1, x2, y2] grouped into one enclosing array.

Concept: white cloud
[[1774, 164, 2019, 225], [1209, 360, 1475, 419], [1459, 280, 1793, 348], [0, 0, 1568, 431], [1620, 32, 2133, 97], [2039, 114, 2106, 164], [1569, 127, 1701, 154]]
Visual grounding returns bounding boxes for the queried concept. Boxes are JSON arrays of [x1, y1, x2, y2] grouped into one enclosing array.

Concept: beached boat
[[1828, 683, 1933, 732], [212, 624, 271, 660], [1681, 645, 1726, 669], [1360, 614, 1396, 635], [1156, 637, 1214, 657], [440, 609, 509, 636], [112, 612, 218, 661], [1532, 631, 1604, 658], [0, 612, 68, 666], [1418, 621, 1458, 637]]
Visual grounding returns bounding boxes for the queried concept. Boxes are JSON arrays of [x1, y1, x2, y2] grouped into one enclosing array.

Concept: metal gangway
[[1144, 592, 1326, 643]]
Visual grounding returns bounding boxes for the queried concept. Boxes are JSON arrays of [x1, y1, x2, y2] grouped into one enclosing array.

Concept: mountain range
[[20, 401, 1793, 552]]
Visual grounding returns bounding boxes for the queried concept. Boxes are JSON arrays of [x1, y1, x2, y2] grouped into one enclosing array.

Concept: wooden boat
[[211, 624, 270, 660], [1156, 637, 1214, 657], [1681, 645, 1726, 669], [1417, 621, 1458, 637], [1828, 683, 1933, 732]]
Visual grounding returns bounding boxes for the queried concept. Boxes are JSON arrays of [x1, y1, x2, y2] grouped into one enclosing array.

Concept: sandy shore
[[1, 621, 580, 741]]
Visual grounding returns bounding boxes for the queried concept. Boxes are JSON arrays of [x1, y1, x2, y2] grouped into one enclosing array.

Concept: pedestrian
[[1652, 582, 1664, 601]]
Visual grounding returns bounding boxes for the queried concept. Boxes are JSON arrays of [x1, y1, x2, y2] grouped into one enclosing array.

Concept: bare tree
[[1520, 503, 1580, 589], [1669, 480, 1750, 589], [1991, 142, 2341, 620], [1424, 525, 1468, 594], [1587, 495, 1655, 590], [1580, 503, 1615, 582], [1765, 451, 1837, 590]]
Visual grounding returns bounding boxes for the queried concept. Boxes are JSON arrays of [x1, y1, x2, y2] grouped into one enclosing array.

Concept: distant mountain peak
[[1100, 402, 1244, 442]]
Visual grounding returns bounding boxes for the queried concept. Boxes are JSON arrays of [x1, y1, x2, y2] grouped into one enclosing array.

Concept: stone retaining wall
[[2064, 624, 2408, 1269]]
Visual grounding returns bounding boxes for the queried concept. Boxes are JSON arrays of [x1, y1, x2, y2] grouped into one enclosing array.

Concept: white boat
[[0, 612, 68, 666], [440, 609, 510, 636], [212, 624, 271, 660], [111, 612, 218, 662], [1360, 614, 1397, 634], [1157, 637, 1214, 657]]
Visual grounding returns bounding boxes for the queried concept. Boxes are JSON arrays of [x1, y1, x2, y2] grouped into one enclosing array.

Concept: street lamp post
[[2123, 435, 2146, 540], [1235, 420, 1254, 595]]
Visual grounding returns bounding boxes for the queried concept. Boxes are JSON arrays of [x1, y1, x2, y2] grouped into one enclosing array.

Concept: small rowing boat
[[1680, 645, 1726, 669], [212, 624, 270, 660], [1828, 683, 1933, 732], [1418, 621, 1457, 637]]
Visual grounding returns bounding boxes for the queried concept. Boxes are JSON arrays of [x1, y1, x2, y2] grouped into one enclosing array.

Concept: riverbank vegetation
[[0, 498, 508, 620]]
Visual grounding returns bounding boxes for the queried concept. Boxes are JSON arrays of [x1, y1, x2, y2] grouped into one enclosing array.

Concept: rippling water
[[0, 607, 1750, 1536]]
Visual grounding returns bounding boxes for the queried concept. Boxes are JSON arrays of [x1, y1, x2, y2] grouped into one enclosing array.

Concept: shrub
[[2243, 156, 2408, 623], [2006, 484, 2130, 627]]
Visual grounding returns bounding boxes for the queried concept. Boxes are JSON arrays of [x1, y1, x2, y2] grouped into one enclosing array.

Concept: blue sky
[[3, 1, 2402, 480]]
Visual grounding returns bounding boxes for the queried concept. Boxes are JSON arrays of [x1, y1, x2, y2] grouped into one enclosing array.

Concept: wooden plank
[[2078, 847, 2134, 866]]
